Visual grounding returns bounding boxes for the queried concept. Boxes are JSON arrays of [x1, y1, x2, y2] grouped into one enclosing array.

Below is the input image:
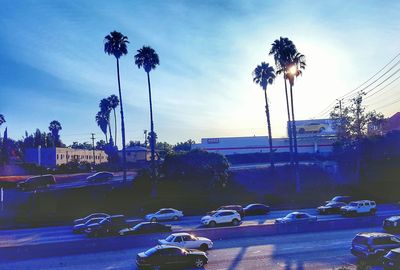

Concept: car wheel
[[194, 258, 205, 268], [172, 216, 178, 221], [319, 127, 325, 133], [209, 221, 216, 227], [151, 217, 157, 222], [232, 219, 239, 226], [200, 243, 208, 251]]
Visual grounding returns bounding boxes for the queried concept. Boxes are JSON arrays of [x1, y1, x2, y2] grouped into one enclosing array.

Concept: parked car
[[145, 208, 184, 222], [73, 217, 105, 233], [325, 196, 352, 204], [158, 233, 213, 251], [201, 210, 241, 227], [119, 222, 171, 236], [383, 216, 400, 233], [17, 174, 56, 191], [341, 200, 376, 216], [297, 122, 328, 134], [136, 245, 208, 269], [351, 232, 400, 261], [85, 215, 127, 237], [86, 171, 114, 182], [243, 203, 270, 216], [317, 202, 346, 214], [383, 247, 400, 269], [208, 205, 245, 218], [275, 212, 317, 224], [74, 213, 110, 225]]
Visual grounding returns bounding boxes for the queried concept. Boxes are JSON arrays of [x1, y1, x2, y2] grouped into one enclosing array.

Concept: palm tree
[[253, 62, 276, 168], [134, 46, 160, 173], [100, 98, 113, 145], [96, 111, 109, 143], [104, 31, 129, 181], [48, 120, 62, 147], [286, 52, 306, 163], [269, 37, 297, 165], [0, 114, 5, 127], [107, 94, 119, 145]]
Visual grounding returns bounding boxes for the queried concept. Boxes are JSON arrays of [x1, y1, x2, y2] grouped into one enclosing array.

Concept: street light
[[288, 64, 297, 76]]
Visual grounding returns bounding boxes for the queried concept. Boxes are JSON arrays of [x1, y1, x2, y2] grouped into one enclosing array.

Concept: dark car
[[119, 222, 172, 236], [74, 213, 110, 225], [317, 202, 346, 214], [73, 217, 105, 233], [383, 216, 400, 233], [351, 232, 400, 261], [326, 196, 352, 204], [383, 248, 400, 269], [17, 174, 56, 191], [208, 205, 245, 218], [85, 215, 127, 237], [136, 245, 208, 269], [86, 171, 114, 183], [243, 203, 270, 216]]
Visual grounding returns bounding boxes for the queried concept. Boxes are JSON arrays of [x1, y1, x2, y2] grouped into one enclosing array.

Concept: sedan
[[145, 208, 184, 222], [317, 202, 346, 214], [243, 203, 270, 216], [136, 245, 208, 269], [73, 217, 105, 233], [275, 212, 317, 224], [119, 222, 172, 236], [86, 172, 113, 182], [158, 233, 213, 251], [73, 213, 110, 225], [383, 216, 400, 233]]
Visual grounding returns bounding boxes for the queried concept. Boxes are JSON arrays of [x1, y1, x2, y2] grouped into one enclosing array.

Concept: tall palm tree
[[269, 37, 297, 165], [96, 111, 109, 143], [286, 52, 306, 162], [100, 98, 113, 145], [253, 62, 276, 168], [134, 46, 160, 173], [107, 94, 119, 145], [48, 120, 62, 147], [0, 114, 5, 127], [104, 31, 129, 181]]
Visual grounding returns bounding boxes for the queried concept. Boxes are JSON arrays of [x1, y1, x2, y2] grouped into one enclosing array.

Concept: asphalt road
[[0, 226, 387, 270], [1, 204, 399, 248]]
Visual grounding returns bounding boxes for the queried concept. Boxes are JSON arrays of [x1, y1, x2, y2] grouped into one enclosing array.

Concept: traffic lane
[[0, 226, 385, 270], [1, 205, 399, 248]]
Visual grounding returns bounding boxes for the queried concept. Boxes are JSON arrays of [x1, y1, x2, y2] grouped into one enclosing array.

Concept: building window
[[57, 154, 59, 160]]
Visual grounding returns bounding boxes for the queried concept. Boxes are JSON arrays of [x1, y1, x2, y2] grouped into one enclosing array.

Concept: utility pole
[[144, 130, 148, 147], [91, 133, 96, 166], [336, 98, 344, 138]]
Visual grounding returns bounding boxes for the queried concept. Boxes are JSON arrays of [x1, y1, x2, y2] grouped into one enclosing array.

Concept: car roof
[[289, 211, 306, 215], [216, 209, 237, 213], [170, 233, 191, 237], [156, 244, 182, 250], [159, 208, 178, 211], [389, 248, 400, 253], [357, 232, 393, 238], [351, 200, 375, 203], [220, 205, 242, 208]]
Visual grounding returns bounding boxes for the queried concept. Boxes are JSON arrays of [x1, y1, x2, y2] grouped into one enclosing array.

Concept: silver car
[[275, 212, 317, 224], [145, 208, 184, 222]]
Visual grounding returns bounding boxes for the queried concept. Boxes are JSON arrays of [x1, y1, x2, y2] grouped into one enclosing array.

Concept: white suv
[[201, 210, 241, 227], [341, 200, 376, 216]]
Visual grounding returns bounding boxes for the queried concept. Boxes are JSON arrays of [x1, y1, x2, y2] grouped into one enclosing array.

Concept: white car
[[341, 200, 376, 216], [158, 233, 213, 251], [145, 208, 184, 222], [201, 210, 241, 227]]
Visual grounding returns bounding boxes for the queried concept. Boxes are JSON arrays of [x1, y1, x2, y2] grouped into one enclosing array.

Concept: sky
[[0, 0, 400, 147]]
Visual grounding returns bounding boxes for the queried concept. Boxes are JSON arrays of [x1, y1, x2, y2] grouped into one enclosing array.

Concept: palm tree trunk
[[284, 77, 293, 166], [105, 132, 108, 144], [263, 88, 274, 168], [290, 83, 300, 192], [147, 72, 156, 172], [116, 58, 127, 181], [108, 120, 113, 145], [113, 108, 117, 145]]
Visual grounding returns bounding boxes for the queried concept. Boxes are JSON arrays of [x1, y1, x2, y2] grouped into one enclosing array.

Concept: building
[[119, 146, 159, 163], [24, 147, 108, 167], [368, 112, 400, 135], [193, 135, 335, 156]]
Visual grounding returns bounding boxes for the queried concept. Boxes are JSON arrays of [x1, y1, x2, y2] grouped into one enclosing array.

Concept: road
[[0, 226, 386, 270], [1, 204, 399, 248]]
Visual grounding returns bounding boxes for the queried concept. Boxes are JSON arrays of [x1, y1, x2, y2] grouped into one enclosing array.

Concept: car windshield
[[144, 247, 158, 256], [85, 219, 100, 225], [386, 251, 400, 260], [165, 235, 174, 242], [133, 223, 144, 230], [285, 213, 296, 219]]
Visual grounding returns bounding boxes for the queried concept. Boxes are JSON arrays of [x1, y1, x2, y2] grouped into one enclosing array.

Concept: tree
[[104, 30, 129, 181], [99, 98, 113, 145], [252, 62, 276, 168], [134, 46, 160, 177], [48, 120, 62, 147], [269, 37, 296, 165], [173, 140, 195, 152], [0, 114, 5, 128], [96, 140, 107, 150], [107, 94, 119, 145], [95, 111, 109, 143]]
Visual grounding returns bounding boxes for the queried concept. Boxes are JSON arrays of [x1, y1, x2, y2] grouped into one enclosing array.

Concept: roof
[[160, 208, 179, 211], [170, 232, 191, 237], [357, 232, 393, 238]]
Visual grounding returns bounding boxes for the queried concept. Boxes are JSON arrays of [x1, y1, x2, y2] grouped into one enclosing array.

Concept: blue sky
[[1, 0, 400, 146]]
